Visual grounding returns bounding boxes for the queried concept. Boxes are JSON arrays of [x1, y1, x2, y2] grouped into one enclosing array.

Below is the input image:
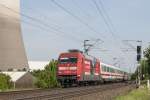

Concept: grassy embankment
[[114, 86, 150, 100]]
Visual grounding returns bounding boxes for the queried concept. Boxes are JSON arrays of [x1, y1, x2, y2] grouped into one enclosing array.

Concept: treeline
[[132, 45, 150, 80], [0, 60, 59, 91], [31, 60, 59, 88]]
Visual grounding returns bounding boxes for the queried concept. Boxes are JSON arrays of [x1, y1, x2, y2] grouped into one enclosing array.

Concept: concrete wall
[[0, 0, 29, 71]]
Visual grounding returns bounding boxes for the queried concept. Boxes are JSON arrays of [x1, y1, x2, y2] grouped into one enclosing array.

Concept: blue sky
[[21, 0, 150, 72]]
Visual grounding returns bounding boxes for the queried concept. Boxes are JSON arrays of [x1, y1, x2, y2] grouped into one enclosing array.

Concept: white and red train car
[[57, 50, 128, 86], [100, 63, 128, 82]]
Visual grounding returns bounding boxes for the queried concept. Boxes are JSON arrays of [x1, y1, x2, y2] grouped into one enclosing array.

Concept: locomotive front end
[[57, 52, 81, 87]]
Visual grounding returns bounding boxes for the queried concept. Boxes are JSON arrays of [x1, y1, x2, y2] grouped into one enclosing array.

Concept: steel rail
[[14, 82, 134, 100]]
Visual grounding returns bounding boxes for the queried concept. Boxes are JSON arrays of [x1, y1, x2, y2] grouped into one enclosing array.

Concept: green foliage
[[131, 71, 137, 80], [32, 60, 59, 88], [143, 46, 150, 78], [140, 59, 149, 79], [132, 59, 149, 80], [144, 45, 150, 62], [0, 73, 12, 91], [132, 45, 150, 80]]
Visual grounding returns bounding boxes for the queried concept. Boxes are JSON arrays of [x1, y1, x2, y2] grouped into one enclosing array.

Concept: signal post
[[137, 41, 142, 87]]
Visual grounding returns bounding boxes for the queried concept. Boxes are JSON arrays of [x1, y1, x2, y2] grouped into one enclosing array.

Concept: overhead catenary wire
[[22, 6, 62, 30], [98, 0, 117, 35], [92, 0, 126, 47], [21, 5, 91, 42], [1, 1, 133, 70], [70, 0, 92, 19], [91, 0, 116, 38], [0, 3, 82, 43], [91, 0, 132, 69], [65, 0, 122, 64], [50, 0, 128, 65], [0, 12, 56, 37], [50, 0, 105, 41]]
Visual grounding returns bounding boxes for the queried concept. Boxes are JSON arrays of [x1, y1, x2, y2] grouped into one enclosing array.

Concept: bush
[[32, 60, 59, 88], [0, 73, 12, 91]]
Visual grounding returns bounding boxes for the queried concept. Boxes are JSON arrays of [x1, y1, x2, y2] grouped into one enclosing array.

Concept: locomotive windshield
[[59, 57, 77, 64], [70, 57, 77, 63]]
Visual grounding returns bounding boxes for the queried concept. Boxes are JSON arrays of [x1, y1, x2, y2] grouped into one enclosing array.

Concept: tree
[[144, 45, 150, 77], [144, 45, 150, 62], [131, 45, 150, 80], [140, 59, 149, 80], [32, 60, 59, 88], [44, 60, 58, 87], [0, 73, 12, 91]]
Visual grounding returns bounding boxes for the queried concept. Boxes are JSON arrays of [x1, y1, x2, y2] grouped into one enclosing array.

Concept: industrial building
[[1, 72, 34, 89]]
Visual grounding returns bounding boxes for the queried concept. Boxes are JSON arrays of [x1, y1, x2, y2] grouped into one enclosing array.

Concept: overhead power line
[[70, 0, 92, 19], [91, 0, 115, 38], [22, 6, 64, 30], [91, 0, 132, 67], [98, 0, 117, 35], [21, 5, 84, 42], [0, 12, 56, 37], [0, 3, 82, 43], [51, 0, 104, 41]]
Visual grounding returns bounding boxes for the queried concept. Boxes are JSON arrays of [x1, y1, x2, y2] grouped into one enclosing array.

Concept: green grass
[[115, 87, 150, 100]]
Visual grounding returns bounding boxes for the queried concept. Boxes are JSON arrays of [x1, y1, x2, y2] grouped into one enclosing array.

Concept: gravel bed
[[67, 84, 135, 100]]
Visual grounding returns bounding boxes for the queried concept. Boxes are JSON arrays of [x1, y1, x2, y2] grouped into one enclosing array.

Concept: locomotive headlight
[[70, 67, 77, 70], [58, 66, 77, 70], [58, 71, 62, 73]]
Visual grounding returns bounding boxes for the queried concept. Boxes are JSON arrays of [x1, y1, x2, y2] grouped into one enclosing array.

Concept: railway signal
[[137, 46, 141, 61], [137, 41, 142, 87], [122, 40, 142, 86]]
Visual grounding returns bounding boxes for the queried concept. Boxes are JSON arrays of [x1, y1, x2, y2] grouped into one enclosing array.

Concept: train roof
[[101, 62, 128, 73]]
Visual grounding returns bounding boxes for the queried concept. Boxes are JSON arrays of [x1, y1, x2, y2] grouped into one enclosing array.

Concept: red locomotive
[[57, 49, 128, 87]]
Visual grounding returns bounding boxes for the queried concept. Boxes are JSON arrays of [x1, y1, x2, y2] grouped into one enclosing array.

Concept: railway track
[[0, 82, 135, 100]]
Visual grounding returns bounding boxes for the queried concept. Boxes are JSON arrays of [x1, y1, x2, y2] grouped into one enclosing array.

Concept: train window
[[109, 68, 111, 72], [110, 68, 112, 72], [59, 57, 78, 63], [102, 65, 105, 71], [70, 57, 78, 63], [117, 70, 119, 74], [112, 68, 114, 73], [103, 66, 105, 71], [118, 70, 120, 74], [119, 71, 121, 74], [106, 66, 108, 72], [107, 67, 109, 72], [59, 58, 69, 63], [121, 71, 123, 74], [114, 69, 117, 73], [104, 66, 107, 72]]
